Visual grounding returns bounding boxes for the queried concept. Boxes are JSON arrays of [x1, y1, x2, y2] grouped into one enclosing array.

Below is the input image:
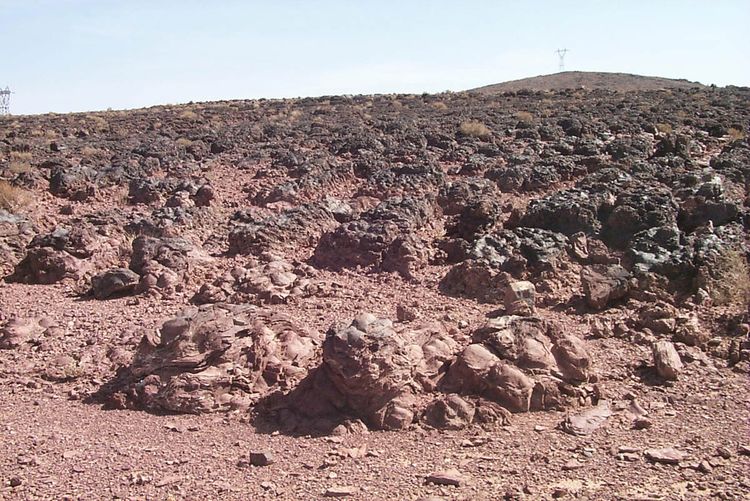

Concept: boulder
[[268, 315, 460, 432], [581, 264, 630, 310], [229, 203, 338, 255], [0, 318, 53, 350], [99, 303, 322, 413], [422, 394, 476, 430], [503, 281, 536, 316], [193, 259, 319, 305], [652, 340, 683, 381], [91, 268, 140, 299], [443, 316, 593, 411]]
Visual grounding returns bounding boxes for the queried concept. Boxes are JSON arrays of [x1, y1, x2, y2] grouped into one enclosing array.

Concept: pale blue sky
[[3, 0, 748, 115]]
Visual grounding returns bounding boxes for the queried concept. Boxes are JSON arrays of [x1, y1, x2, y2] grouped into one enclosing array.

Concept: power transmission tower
[[555, 49, 569, 72], [0, 87, 11, 115]]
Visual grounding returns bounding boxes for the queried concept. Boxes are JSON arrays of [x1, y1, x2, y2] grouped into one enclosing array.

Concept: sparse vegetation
[[80, 146, 102, 157], [0, 180, 30, 211], [178, 109, 199, 120], [515, 111, 534, 124], [87, 114, 109, 131], [459, 120, 491, 139], [707, 247, 750, 306], [9, 151, 32, 174], [655, 123, 673, 134], [727, 127, 745, 142]]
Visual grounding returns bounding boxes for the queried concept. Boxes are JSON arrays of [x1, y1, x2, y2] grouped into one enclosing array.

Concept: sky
[[2, 0, 749, 115]]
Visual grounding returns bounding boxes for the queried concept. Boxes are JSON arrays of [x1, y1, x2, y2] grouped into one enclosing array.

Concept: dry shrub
[[8, 151, 31, 174], [515, 111, 534, 124], [178, 110, 199, 120], [9, 161, 31, 174], [655, 123, 673, 134], [80, 146, 102, 157], [431, 101, 448, 111], [708, 248, 750, 306], [459, 120, 491, 139], [727, 128, 745, 142], [175, 137, 193, 148], [87, 114, 109, 131], [0, 180, 30, 211], [10, 151, 32, 162]]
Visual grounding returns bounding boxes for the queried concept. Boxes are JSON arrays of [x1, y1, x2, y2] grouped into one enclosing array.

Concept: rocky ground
[[0, 82, 749, 500]]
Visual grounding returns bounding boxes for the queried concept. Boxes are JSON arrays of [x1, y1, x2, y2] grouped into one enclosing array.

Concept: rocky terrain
[[0, 78, 749, 499]]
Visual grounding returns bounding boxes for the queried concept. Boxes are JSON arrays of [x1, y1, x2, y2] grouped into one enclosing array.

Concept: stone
[[396, 304, 419, 322], [716, 446, 732, 459], [633, 417, 653, 430], [249, 451, 275, 467], [425, 469, 464, 486], [504, 281, 536, 316], [561, 402, 612, 436], [652, 341, 683, 380], [644, 447, 687, 464], [422, 394, 475, 430], [98, 303, 321, 413], [324, 486, 358, 497], [0, 318, 49, 350], [275, 315, 460, 432], [91, 267, 140, 299], [581, 264, 630, 310]]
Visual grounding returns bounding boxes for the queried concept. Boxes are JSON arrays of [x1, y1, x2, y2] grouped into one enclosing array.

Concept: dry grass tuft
[[178, 109, 199, 120], [655, 123, 673, 134], [515, 111, 534, 124], [459, 120, 492, 139], [0, 180, 30, 211], [80, 146, 102, 157], [8, 151, 32, 174], [727, 128, 745, 142], [708, 248, 750, 306]]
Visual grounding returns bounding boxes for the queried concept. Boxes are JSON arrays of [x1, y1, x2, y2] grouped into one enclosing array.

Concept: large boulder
[[580, 264, 631, 310], [442, 316, 593, 412], [313, 197, 437, 277], [193, 259, 320, 305], [90, 268, 140, 299], [9, 226, 100, 284], [268, 314, 461, 432], [229, 203, 338, 255], [99, 303, 322, 413]]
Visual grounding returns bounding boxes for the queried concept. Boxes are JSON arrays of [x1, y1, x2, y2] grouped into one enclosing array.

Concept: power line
[[555, 49, 569, 72], [0, 86, 11, 115]]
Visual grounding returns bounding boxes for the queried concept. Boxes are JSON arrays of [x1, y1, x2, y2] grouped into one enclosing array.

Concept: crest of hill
[[471, 71, 704, 93]]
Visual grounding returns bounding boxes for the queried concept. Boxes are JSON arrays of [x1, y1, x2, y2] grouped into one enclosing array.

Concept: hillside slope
[[471, 71, 705, 93]]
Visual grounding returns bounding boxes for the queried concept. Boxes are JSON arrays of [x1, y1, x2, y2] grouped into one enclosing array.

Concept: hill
[[471, 71, 705, 93], [0, 82, 748, 499]]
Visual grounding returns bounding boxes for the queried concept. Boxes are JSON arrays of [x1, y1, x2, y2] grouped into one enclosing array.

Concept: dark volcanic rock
[[91, 268, 141, 299], [229, 203, 338, 255]]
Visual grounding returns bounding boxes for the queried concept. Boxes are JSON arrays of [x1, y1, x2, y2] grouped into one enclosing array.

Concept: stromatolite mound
[[98, 303, 322, 413]]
